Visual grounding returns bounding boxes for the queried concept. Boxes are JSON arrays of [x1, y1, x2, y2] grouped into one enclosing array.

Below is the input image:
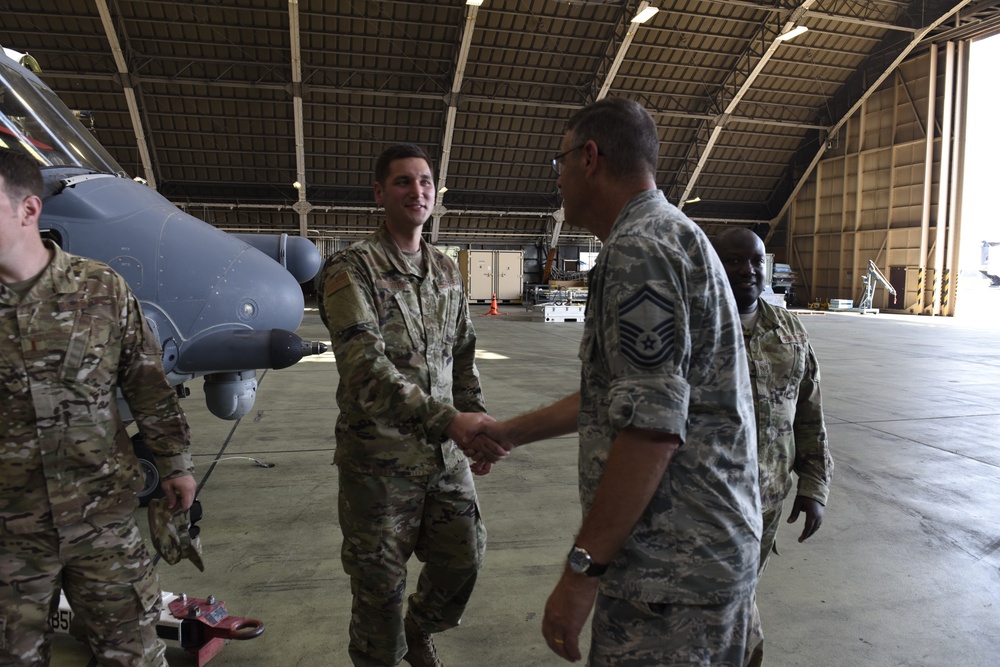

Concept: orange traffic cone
[[482, 293, 503, 316]]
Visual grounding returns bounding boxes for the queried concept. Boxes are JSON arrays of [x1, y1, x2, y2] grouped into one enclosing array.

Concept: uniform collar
[[606, 189, 666, 243], [753, 297, 782, 331], [42, 241, 81, 295], [376, 222, 431, 279], [0, 240, 75, 305]]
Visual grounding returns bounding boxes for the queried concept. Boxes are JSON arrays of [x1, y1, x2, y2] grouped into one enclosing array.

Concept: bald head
[[713, 227, 767, 314]]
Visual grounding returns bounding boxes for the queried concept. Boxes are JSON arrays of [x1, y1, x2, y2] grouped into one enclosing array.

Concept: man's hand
[[464, 433, 510, 464], [463, 420, 518, 464], [447, 413, 511, 466], [162, 474, 197, 511], [541, 569, 600, 662], [787, 495, 825, 542], [445, 412, 496, 447], [470, 459, 494, 476]]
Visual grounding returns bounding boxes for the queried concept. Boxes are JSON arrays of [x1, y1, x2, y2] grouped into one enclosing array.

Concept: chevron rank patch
[[618, 285, 675, 369]]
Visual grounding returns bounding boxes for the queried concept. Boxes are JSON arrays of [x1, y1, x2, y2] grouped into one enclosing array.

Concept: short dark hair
[[713, 226, 764, 250], [0, 149, 43, 208], [374, 144, 434, 186], [565, 97, 659, 181]]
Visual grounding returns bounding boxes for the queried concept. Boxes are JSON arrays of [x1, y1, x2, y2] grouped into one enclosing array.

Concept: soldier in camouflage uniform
[[467, 98, 761, 665], [319, 144, 492, 667], [712, 227, 834, 667], [0, 149, 196, 667]]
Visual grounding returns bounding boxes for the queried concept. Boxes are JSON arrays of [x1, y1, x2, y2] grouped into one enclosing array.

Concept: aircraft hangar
[[3, 1, 1000, 665]]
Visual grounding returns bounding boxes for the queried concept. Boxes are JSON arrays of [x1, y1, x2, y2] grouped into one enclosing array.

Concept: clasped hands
[[445, 412, 516, 476]]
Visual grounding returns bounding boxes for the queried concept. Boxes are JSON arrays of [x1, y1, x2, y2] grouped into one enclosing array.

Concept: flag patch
[[324, 271, 353, 297]]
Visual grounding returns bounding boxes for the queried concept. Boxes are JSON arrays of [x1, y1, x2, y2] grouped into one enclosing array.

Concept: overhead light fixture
[[466, 0, 484, 5], [776, 25, 808, 42], [684, 196, 701, 205], [292, 181, 302, 190], [438, 186, 448, 194], [631, 2, 659, 24]]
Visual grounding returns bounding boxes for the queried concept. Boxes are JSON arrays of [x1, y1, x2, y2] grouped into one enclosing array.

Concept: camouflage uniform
[[578, 190, 761, 666], [320, 224, 487, 667], [742, 297, 833, 666], [0, 242, 193, 667]]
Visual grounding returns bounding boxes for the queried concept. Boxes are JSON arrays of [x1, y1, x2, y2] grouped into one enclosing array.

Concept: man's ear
[[21, 194, 43, 226], [373, 182, 384, 206], [583, 141, 601, 175]]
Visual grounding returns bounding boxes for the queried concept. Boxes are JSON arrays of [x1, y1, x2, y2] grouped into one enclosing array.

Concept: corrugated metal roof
[[3, 0, 999, 243]]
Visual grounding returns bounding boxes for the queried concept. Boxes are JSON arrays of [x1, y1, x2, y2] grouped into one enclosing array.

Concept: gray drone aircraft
[[1, 48, 327, 494]]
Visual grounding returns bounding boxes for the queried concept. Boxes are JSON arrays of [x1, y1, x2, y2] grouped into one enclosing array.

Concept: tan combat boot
[[402, 616, 443, 667]]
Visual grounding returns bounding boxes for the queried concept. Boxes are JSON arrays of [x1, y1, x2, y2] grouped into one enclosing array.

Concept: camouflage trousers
[[744, 501, 784, 667], [589, 593, 752, 667], [0, 509, 166, 667], [338, 463, 486, 667]]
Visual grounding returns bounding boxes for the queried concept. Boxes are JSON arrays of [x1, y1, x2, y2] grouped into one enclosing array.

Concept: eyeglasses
[[551, 144, 586, 175]]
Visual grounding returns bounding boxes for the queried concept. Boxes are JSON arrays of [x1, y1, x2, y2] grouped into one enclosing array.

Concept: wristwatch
[[567, 544, 608, 577]]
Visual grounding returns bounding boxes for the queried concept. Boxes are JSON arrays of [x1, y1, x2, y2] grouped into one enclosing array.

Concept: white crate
[[532, 304, 586, 323]]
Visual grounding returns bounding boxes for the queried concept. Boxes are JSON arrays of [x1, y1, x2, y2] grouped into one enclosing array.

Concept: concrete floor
[[52, 294, 1000, 667]]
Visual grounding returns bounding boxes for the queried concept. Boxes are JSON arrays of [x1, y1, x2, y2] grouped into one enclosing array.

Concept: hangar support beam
[[593, 1, 655, 102], [709, 0, 919, 34], [433, 1, 482, 244], [96, 0, 159, 189], [288, 0, 310, 238], [667, 0, 818, 211]]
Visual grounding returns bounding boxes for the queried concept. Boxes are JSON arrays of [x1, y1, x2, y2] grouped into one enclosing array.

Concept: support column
[[932, 42, 955, 316], [945, 41, 967, 317], [918, 44, 938, 315]]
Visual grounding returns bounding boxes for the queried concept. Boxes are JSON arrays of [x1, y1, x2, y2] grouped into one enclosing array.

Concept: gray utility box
[[457, 250, 524, 303]]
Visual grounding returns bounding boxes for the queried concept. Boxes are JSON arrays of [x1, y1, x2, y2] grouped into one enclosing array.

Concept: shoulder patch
[[324, 271, 353, 298], [618, 285, 675, 369]]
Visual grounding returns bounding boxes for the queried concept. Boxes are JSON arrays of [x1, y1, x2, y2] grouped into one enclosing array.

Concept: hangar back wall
[[784, 42, 972, 316]]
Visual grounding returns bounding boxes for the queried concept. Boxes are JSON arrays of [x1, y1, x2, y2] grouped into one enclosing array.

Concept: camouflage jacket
[[579, 189, 761, 605], [745, 298, 833, 510], [320, 224, 485, 476], [0, 243, 193, 533]]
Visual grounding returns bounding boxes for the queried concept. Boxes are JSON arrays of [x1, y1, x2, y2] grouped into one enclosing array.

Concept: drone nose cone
[[153, 208, 306, 336]]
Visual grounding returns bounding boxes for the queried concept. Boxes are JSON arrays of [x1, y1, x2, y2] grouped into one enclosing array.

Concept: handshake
[[445, 412, 517, 476]]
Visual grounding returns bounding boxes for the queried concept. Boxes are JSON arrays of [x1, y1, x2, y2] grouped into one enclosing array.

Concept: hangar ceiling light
[[632, 3, 659, 24], [776, 25, 809, 42]]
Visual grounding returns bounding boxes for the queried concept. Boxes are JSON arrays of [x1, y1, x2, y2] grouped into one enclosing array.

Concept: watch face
[[568, 547, 591, 574]]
